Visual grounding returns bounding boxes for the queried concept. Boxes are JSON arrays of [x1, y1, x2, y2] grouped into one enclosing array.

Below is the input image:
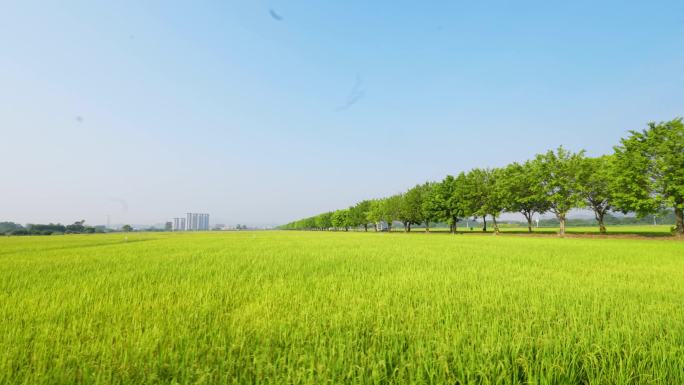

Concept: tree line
[[0, 221, 137, 236], [0, 220, 103, 236], [280, 118, 684, 236]]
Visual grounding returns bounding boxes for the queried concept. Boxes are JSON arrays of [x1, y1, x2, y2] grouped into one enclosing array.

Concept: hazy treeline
[[0, 221, 107, 236], [280, 118, 684, 236]]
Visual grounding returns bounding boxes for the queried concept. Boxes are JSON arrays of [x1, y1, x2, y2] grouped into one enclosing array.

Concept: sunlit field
[[2, 231, 683, 384]]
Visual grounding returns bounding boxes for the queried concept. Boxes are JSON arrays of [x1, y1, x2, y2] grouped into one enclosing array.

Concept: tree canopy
[[279, 118, 684, 237]]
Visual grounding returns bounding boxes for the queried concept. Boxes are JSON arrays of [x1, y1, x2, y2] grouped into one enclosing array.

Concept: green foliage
[[461, 168, 506, 232], [577, 155, 614, 232], [331, 209, 351, 231], [499, 161, 550, 231], [534, 147, 586, 235], [315, 212, 333, 230], [121, 224, 133, 232], [365, 200, 384, 230], [420, 182, 441, 231], [430, 174, 467, 233], [381, 195, 402, 231], [279, 117, 684, 237], [0, 222, 23, 234], [398, 185, 426, 231], [348, 200, 371, 230], [2, 222, 98, 236], [612, 118, 684, 234]]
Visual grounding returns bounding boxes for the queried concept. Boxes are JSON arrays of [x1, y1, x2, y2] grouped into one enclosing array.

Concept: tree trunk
[[387, 222, 392, 232], [482, 216, 487, 232], [364, 223, 368, 232], [407, 223, 411, 232], [559, 215, 566, 236], [345, 227, 348, 232], [675, 207, 684, 237], [403, 222, 408, 232], [374, 223, 379, 232], [522, 211, 533, 233], [596, 212, 606, 234], [454, 219, 458, 234], [449, 223, 455, 234], [492, 215, 500, 234], [425, 221, 430, 233]]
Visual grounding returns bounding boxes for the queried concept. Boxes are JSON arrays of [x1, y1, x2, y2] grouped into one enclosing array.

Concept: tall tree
[[399, 185, 425, 232], [578, 155, 614, 233], [382, 195, 402, 232], [612, 118, 684, 236], [534, 147, 586, 236], [366, 200, 384, 231], [461, 168, 506, 233], [315, 212, 333, 231], [418, 182, 439, 232], [461, 169, 488, 231], [349, 200, 372, 231], [429, 174, 466, 234], [499, 161, 550, 232], [331, 209, 351, 231], [481, 168, 506, 233]]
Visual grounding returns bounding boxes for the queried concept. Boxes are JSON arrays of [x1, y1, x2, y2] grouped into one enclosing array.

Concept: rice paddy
[[1, 231, 683, 384]]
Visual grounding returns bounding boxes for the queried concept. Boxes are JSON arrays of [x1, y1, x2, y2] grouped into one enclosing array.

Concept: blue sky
[[2, 1, 683, 226]]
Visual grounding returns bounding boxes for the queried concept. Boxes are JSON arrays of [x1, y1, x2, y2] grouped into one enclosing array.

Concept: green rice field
[[1, 231, 683, 384]]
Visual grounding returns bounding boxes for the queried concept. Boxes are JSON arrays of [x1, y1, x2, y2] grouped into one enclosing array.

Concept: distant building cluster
[[172, 213, 210, 231]]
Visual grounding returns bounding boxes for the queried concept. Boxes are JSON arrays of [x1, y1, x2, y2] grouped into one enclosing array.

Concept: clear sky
[[2, 1, 683, 227]]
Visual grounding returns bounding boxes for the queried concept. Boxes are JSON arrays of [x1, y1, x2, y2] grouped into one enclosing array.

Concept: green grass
[[1, 231, 683, 384]]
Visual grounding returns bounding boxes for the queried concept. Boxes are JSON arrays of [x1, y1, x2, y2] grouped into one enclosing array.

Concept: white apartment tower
[[185, 213, 210, 231], [172, 217, 187, 231]]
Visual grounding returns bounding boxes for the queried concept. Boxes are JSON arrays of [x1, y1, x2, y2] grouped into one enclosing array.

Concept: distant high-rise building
[[182, 213, 210, 231], [172, 217, 187, 231]]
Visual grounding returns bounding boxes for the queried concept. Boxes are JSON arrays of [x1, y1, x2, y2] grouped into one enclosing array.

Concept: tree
[[381, 195, 402, 232], [420, 183, 440, 232], [578, 155, 614, 233], [302, 217, 317, 230], [461, 169, 490, 232], [315, 212, 333, 230], [430, 174, 466, 234], [469, 168, 506, 234], [0, 222, 24, 234], [331, 209, 351, 231], [534, 147, 585, 236], [349, 200, 371, 231], [399, 185, 425, 232], [612, 118, 684, 236], [121, 224, 133, 232], [499, 161, 550, 232], [366, 200, 384, 231], [66, 220, 87, 233]]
